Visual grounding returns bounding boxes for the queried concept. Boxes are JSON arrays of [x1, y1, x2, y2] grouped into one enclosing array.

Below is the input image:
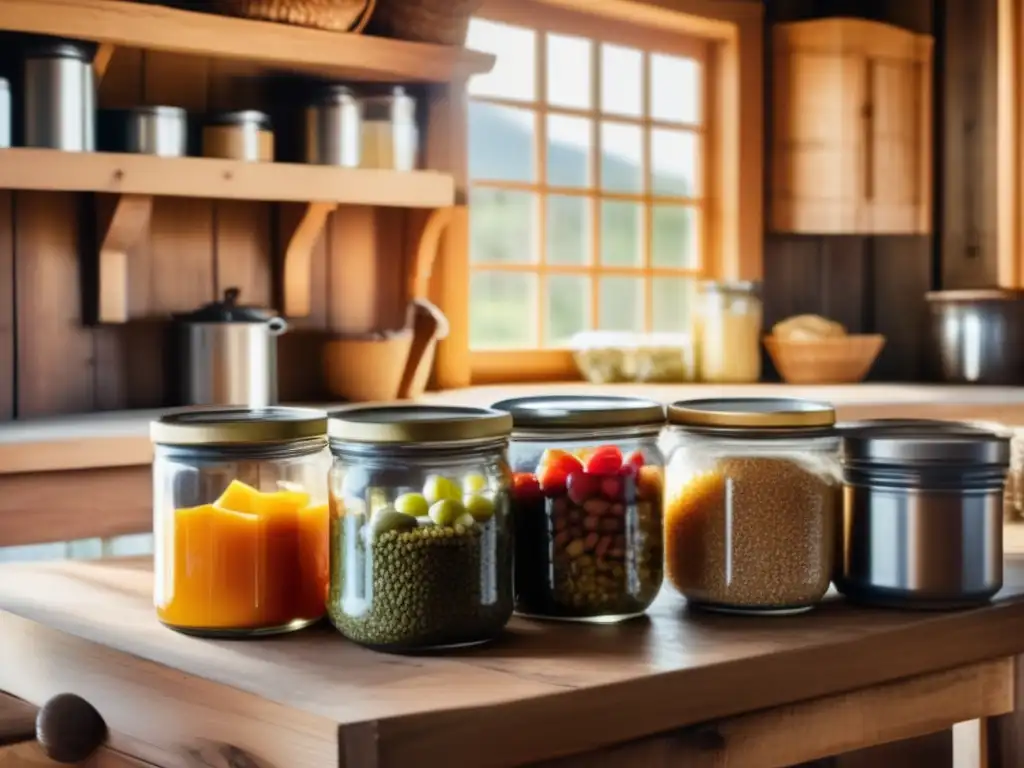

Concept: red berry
[[623, 450, 646, 471], [584, 445, 623, 476], [600, 476, 623, 500], [536, 449, 583, 496], [566, 470, 600, 504], [617, 463, 638, 479], [512, 472, 541, 502]]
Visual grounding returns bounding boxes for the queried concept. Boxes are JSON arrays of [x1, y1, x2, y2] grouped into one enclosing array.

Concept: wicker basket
[[215, 0, 376, 32], [366, 0, 483, 45], [763, 334, 886, 385]]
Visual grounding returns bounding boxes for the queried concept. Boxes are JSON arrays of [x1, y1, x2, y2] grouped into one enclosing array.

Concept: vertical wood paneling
[[14, 193, 95, 417], [215, 203, 273, 306], [0, 192, 13, 419]]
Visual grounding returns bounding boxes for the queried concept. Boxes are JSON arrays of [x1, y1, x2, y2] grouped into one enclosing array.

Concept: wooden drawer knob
[[36, 693, 107, 764]]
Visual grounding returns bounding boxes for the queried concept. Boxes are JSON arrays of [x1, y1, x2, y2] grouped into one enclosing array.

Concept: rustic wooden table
[[3, 556, 1024, 767]]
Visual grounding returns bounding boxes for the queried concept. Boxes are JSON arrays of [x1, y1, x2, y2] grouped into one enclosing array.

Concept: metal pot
[[836, 419, 1010, 609], [173, 288, 288, 408], [925, 289, 1024, 384]]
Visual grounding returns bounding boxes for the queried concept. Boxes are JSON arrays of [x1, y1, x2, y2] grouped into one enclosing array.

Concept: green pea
[[395, 492, 429, 518], [464, 493, 496, 522], [423, 475, 461, 505], [428, 498, 465, 527]]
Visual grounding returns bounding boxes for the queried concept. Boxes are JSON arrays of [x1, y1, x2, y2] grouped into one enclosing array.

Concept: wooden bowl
[[323, 331, 413, 402], [763, 334, 886, 384]]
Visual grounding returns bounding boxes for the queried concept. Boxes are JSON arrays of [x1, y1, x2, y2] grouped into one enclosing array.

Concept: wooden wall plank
[[0, 192, 13, 420], [870, 235, 933, 380], [14, 192, 96, 417], [215, 202, 273, 307]]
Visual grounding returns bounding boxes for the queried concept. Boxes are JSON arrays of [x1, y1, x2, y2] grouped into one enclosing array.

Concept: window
[[430, 0, 763, 387]]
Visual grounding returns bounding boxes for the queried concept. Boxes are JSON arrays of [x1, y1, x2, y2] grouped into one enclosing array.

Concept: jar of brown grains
[[664, 398, 841, 615]]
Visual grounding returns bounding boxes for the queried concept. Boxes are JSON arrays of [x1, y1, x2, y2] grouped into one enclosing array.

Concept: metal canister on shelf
[[202, 110, 273, 162], [0, 77, 10, 149], [99, 106, 189, 157], [23, 38, 96, 151], [836, 418, 1010, 609], [305, 84, 361, 167], [360, 86, 418, 171]]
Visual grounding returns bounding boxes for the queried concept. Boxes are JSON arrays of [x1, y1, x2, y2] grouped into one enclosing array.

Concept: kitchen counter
[[4, 383, 1024, 475], [2, 557, 1024, 767]]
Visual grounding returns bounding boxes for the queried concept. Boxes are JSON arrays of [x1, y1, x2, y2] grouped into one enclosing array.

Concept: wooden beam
[[281, 202, 336, 319], [96, 194, 152, 324]]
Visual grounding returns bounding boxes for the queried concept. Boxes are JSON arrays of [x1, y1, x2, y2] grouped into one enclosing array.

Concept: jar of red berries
[[491, 395, 666, 622]]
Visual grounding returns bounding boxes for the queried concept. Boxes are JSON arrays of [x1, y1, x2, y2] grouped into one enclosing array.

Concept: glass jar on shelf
[[693, 280, 763, 383], [492, 395, 666, 623], [326, 404, 514, 652], [151, 407, 331, 637], [664, 398, 840, 615]]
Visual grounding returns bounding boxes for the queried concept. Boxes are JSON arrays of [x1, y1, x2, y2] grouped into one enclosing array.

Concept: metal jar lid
[[491, 394, 665, 432], [172, 287, 280, 325], [24, 38, 96, 62], [205, 110, 272, 131], [151, 407, 328, 446], [328, 404, 512, 445], [840, 419, 1011, 467], [362, 86, 416, 123], [668, 397, 835, 432]]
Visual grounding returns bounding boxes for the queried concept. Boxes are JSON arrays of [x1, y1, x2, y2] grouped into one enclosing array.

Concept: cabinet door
[[866, 55, 931, 233], [771, 49, 867, 234]]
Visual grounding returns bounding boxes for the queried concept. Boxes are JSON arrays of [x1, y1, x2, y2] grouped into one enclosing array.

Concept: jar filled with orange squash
[[151, 408, 331, 637]]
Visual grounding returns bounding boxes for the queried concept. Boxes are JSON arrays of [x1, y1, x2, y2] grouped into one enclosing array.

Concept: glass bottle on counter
[[151, 407, 331, 637], [326, 405, 514, 652], [663, 398, 840, 614], [492, 395, 666, 623], [693, 280, 763, 383]]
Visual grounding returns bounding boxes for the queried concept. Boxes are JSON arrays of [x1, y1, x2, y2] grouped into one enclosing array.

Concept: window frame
[[430, 0, 764, 388]]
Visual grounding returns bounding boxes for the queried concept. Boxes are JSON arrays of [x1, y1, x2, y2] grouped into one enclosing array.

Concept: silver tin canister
[[305, 85, 361, 167], [0, 77, 10, 149], [99, 106, 189, 157], [23, 39, 95, 151], [837, 418, 1010, 609]]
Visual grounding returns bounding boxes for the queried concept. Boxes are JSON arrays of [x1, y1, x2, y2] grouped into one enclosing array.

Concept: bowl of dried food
[[764, 315, 885, 384]]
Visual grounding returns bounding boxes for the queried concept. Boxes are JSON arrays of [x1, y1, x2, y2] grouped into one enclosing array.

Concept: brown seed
[[596, 535, 612, 558], [569, 508, 582, 524], [553, 530, 570, 549], [554, 516, 568, 532], [583, 498, 610, 515], [584, 532, 600, 552], [583, 515, 600, 531], [599, 517, 622, 533]]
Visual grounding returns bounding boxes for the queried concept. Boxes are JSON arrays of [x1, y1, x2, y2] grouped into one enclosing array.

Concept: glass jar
[[151, 407, 330, 636], [664, 398, 840, 614], [694, 280, 763, 383], [492, 395, 666, 623], [327, 405, 514, 652]]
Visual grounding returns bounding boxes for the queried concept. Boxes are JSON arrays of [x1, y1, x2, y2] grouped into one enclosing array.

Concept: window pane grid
[[468, 16, 706, 349]]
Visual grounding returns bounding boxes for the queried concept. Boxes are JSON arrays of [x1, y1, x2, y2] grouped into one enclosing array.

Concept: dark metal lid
[[173, 288, 278, 324], [925, 289, 1024, 302], [24, 38, 96, 61], [699, 280, 760, 297], [152, 407, 327, 446], [491, 395, 665, 431], [310, 84, 358, 105], [840, 418, 1011, 467], [668, 397, 835, 430], [205, 110, 272, 131], [329, 404, 512, 444], [126, 105, 188, 120]]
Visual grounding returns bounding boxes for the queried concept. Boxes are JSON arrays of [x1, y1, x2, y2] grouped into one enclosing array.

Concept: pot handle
[[0, 692, 107, 764], [268, 317, 289, 336]]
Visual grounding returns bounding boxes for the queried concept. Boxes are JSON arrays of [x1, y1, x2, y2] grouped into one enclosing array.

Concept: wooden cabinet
[[771, 18, 933, 235]]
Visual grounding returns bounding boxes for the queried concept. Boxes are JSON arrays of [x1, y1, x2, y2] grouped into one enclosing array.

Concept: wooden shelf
[[0, 149, 455, 322], [0, 0, 495, 83], [0, 149, 456, 207]]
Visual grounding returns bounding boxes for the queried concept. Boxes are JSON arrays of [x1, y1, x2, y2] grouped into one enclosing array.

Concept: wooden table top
[[4, 557, 1024, 767]]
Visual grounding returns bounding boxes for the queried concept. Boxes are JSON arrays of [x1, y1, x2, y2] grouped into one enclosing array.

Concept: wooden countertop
[[3, 556, 1024, 767], [4, 383, 1024, 475]]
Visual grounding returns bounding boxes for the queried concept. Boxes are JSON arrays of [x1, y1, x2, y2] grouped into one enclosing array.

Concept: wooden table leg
[[986, 655, 1024, 768]]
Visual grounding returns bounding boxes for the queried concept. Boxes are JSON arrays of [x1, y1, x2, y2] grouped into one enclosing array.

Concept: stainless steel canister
[[837, 419, 1010, 609], [172, 287, 288, 408], [0, 77, 10, 149], [99, 106, 188, 157], [360, 86, 418, 171], [23, 39, 95, 151], [203, 110, 273, 162], [305, 85, 361, 167]]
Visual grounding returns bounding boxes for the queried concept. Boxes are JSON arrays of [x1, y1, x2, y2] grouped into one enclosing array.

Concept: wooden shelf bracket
[[96, 194, 153, 324], [93, 43, 116, 83], [282, 201, 337, 317]]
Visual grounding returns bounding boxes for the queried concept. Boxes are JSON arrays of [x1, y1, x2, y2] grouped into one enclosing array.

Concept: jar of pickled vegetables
[[492, 395, 666, 623], [151, 407, 331, 637], [693, 280, 763, 383], [664, 398, 840, 615], [327, 404, 514, 652]]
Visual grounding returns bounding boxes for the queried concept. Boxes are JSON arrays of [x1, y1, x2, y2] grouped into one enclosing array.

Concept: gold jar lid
[[668, 397, 836, 430], [328, 404, 512, 444], [151, 407, 327, 446], [492, 395, 665, 431]]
